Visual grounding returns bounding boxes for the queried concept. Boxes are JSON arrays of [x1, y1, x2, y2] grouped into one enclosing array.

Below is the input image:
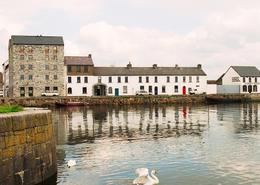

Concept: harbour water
[[52, 103, 260, 185]]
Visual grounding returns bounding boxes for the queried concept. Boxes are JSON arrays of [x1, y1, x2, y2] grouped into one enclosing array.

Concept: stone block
[[15, 130, 26, 145], [4, 132, 17, 147], [0, 117, 13, 132], [2, 146, 15, 159], [0, 134, 5, 150], [12, 115, 26, 131], [25, 128, 35, 143]]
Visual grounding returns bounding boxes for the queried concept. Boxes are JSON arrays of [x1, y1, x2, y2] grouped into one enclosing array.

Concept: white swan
[[67, 160, 76, 168], [133, 168, 159, 185]]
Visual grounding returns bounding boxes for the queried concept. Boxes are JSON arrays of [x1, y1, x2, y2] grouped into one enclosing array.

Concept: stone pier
[[0, 109, 56, 185]]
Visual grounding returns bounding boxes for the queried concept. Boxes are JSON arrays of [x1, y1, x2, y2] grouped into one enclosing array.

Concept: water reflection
[[53, 105, 208, 145], [52, 103, 260, 185]]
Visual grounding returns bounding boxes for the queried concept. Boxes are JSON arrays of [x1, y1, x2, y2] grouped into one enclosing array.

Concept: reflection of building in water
[[53, 106, 209, 144], [216, 103, 259, 132]]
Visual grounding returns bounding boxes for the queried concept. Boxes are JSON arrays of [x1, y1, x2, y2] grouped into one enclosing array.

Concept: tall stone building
[[8, 35, 65, 97]]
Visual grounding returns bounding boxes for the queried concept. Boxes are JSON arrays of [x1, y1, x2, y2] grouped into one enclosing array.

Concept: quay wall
[[0, 95, 207, 107], [0, 109, 56, 185]]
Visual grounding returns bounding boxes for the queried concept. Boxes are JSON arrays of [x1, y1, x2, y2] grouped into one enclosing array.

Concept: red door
[[182, 86, 186, 95]]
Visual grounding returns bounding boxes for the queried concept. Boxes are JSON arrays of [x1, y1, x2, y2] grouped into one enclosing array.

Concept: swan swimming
[[67, 160, 76, 168], [133, 168, 159, 185]]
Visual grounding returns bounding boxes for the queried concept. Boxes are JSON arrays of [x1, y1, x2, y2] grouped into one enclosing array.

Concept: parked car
[[189, 89, 198, 95], [0, 90, 3, 97], [41, 92, 59, 96], [135, 90, 151, 96]]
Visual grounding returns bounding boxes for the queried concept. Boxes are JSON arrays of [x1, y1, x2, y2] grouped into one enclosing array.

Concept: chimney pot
[[153, 64, 158, 69]]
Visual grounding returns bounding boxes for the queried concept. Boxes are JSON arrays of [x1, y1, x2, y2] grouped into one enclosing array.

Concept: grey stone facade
[[8, 36, 65, 97]]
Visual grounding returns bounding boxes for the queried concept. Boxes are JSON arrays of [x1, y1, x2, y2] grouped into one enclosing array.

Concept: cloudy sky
[[1, 0, 260, 78]]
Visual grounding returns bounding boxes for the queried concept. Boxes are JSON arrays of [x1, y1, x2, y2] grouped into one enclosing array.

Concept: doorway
[[154, 86, 158, 95], [182, 86, 186, 95], [93, 84, 106, 96]]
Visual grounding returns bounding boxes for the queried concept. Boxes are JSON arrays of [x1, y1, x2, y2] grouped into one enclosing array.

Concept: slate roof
[[10, 35, 64, 45], [231, 66, 260, 77], [64, 56, 93, 66], [93, 66, 207, 76]]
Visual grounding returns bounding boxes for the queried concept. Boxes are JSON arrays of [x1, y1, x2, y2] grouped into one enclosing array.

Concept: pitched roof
[[10, 35, 64, 45], [231, 66, 260, 77], [93, 66, 206, 76], [64, 56, 94, 65]]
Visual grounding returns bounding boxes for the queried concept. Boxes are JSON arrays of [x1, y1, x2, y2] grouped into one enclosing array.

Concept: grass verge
[[0, 105, 23, 113]]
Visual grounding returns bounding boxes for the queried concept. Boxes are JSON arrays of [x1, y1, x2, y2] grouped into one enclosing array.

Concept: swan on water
[[133, 168, 159, 185], [67, 160, 76, 168]]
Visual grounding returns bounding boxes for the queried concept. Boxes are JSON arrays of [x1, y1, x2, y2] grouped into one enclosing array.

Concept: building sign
[[232, 77, 240, 82]]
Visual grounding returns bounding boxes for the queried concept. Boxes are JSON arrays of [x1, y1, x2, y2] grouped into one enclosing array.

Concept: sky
[[1, 0, 260, 79]]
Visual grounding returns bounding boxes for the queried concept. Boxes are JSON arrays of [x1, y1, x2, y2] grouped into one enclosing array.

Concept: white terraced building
[[65, 56, 207, 96]]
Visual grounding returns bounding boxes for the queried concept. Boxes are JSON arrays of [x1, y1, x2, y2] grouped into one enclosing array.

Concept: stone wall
[[0, 109, 56, 185], [9, 44, 65, 97], [0, 95, 207, 107]]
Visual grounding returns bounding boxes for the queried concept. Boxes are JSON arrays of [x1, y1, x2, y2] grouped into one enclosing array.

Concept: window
[[183, 76, 186, 83], [54, 75, 58, 80], [118, 76, 121, 83], [45, 65, 49, 70], [196, 76, 200, 83], [108, 76, 112, 83], [98, 76, 102, 83], [139, 76, 142, 83], [45, 75, 49, 80], [146, 76, 149, 83], [53, 87, 58, 92], [77, 66, 81, 72], [140, 85, 144, 90], [82, 87, 87, 94], [108, 87, 113, 94], [28, 46, 33, 53], [243, 85, 247, 92], [67, 66, 72, 73], [29, 75, 33, 80], [77, 77, 81, 83], [20, 65, 25, 70], [189, 76, 192, 83], [68, 77, 72, 83], [20, 87, 25, 97], [20, 75, 24, 81], [45, 47, 49, 55], [125, 76, 128, 83], [243, 77, 246, 83], [53, 65, 57, 70], [45, 87, 50, 92], [174, 85, 178, 93], [149, 86, 152, 93], [253, 85, 257, 92], [255, 77, 258, 83], [123, 86, 128, 94], [162, 86, 166, 93], [28, 55, 33, 60], [84, 77, 88, 83], [175, 76, 178, 83], [154, 76, 158, 83], [84, 66, 88, 73], [167, 76, 170, 83], [53, 55, 57, 60], [68, 87, 72, 94], [249, 77, 252, 83], [53, 46, 58, 54], [28, 64, 33, 70], [20, 55, 24, 60], [28, 87, 33, 97], [45, 55, 49, 61], [19, 46, 24, 53]]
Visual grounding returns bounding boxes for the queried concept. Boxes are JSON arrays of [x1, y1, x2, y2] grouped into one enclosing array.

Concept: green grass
[[0, 105, 23, 113]]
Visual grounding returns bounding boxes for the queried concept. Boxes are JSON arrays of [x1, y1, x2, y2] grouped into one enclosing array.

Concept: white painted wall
[[66, 75, 207, 96], [221, 67, 260, 94]]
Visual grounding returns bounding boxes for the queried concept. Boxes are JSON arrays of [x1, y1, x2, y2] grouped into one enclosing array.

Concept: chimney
[[153, 64, 158, 69], [197, 64, 202, 69], [175, 64, 178, 68], [88, 54, 92, 58], [127, 62, 132, 69]]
